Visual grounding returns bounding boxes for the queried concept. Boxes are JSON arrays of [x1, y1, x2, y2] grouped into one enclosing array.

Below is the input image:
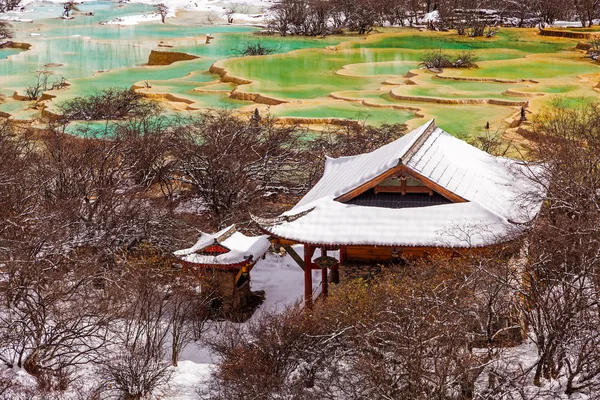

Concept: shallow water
[[0, 5, 598, 134]]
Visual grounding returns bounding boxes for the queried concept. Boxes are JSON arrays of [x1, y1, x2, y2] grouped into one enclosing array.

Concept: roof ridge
[[401, 119, 438, 165], [215, 225, 236, 243]]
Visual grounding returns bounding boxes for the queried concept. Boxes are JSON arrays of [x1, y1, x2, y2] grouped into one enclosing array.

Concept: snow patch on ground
[[102, 10, 176, 25], [164, 246, 322, 398], [8, 0, 271, 25], [167, 361, 214, 400]]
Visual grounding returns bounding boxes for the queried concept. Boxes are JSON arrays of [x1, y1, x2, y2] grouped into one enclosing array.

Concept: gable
[[197, 243, 230, 255], [335, 164, 466, 204], [292, 120, 438, 211]]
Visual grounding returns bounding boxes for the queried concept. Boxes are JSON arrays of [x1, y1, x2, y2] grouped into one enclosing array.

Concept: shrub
[[231, 41, 278, 57], [59, 88, 159, 121], [419, 48, 454, 69], [420, 49, 478, 69]]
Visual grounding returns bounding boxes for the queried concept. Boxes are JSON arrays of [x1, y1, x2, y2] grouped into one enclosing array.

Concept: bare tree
[[155, 2, 169, 23], [0, 0, 22, 12], [59, 87, 160, 122], [511, 100, 600, 395], [172, 110, 305, 226], [62, 0, 77, 18], [0, 21, 13, 42], [575, 0, 599, 27], [210, 263, 507, 399]]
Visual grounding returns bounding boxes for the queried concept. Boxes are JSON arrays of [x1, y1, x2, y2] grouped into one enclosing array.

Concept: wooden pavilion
[[255, 120, 544, 307], [174, 225, 271, 312]]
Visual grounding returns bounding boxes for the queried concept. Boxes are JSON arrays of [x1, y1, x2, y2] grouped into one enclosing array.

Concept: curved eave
[[260, 226, 522, 249], [182, 260, 254, 271], [256, 200, 524, 249]]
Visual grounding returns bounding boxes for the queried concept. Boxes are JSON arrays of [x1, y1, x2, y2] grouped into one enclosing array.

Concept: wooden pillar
[[330, 265, 339, 284], [304, 244, 315, 309], [330, 246, 345, 284], [321, 247, 328, 298], [321, 267, 328, 297]]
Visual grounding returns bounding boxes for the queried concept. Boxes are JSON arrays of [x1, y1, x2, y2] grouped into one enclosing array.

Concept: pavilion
[[255, 120, 545, 307], [174, 225, 271, 312]]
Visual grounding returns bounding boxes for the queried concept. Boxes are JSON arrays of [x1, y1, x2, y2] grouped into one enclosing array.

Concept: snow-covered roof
[[266, 198, 516, 248], [174, 225, 271, 266], [259, 120, 546, 247], [404, 125, 543, 224], [293, 120, 435, 210]]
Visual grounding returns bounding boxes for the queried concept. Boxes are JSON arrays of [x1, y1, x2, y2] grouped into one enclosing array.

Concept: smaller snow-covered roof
[[175, 226, 271, 266]]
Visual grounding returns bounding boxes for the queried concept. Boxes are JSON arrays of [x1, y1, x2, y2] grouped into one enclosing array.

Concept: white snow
[[269, 196, 515, 247], [174, 225, 271, 265], [166, 247, 322, 399], [167, 361, 214, 400], [292, 120, 434, 211], [6, 0, 271, 25], [263, 120, 546, 248], [406, 125, 545, 223], [422, 10, 439, 23]]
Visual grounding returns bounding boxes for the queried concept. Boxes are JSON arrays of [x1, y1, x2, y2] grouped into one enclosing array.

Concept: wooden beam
[[282, 244, 305, 271], [401, 119, 438, 162], [335, 163, 466, 204], [336, 164, 404, 203], [400, 166, 467, 203]]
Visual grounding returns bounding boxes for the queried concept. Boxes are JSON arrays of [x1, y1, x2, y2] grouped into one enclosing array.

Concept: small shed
[[174, 225, 271, 312]]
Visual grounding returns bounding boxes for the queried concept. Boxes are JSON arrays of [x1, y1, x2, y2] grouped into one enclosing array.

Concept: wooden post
[[330, 246, 345, 284], [321, 247, 328, 298], [330, 265, 339, 284], [304, 244, 315, 309], [322, 267, 328, 298]]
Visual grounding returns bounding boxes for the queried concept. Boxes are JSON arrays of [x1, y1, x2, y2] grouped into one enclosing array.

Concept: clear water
[[0, 5, 598, 135]]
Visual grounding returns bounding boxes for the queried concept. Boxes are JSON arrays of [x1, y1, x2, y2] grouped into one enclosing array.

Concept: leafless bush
[[172, 110, 306, 226], [471, 127, 514, 156], [205, 10, 220, 24], [0, 0, 21, 12], [0, 21, 13, 41], [420, 49, 478, 69], [209, 260, 510, 399], [59, 88, 160, 121], [511, 99, 600, 395], [231, 41, 278, 57], [420, 48, 454, 69], [62, 0, 78, 17], [25, 70, 65, 101]]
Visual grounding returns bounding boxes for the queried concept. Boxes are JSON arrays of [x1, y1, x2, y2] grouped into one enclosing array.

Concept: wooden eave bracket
[[283, 244, 305, 271]]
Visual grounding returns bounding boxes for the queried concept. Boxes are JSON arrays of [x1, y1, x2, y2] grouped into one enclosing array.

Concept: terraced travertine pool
[[1, 3, 599, 137]]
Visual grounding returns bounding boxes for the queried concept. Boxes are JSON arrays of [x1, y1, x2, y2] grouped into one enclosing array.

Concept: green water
[[427, 104, 512, 136], [1, 2, 347, 113], [520, 84, 579, 94], [353, 30, 575, 55], [341, 61, 419, 77], [272, 101, 415, 126], [0, 48, 22, 59], [1, 6, 599, 136], [445, 58, 600, 80], [224, 49, 417, 100]]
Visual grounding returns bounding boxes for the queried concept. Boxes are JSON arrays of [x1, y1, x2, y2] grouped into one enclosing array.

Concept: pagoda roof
[[256, 120, 546, 248], [174, 225, 271, 266]]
